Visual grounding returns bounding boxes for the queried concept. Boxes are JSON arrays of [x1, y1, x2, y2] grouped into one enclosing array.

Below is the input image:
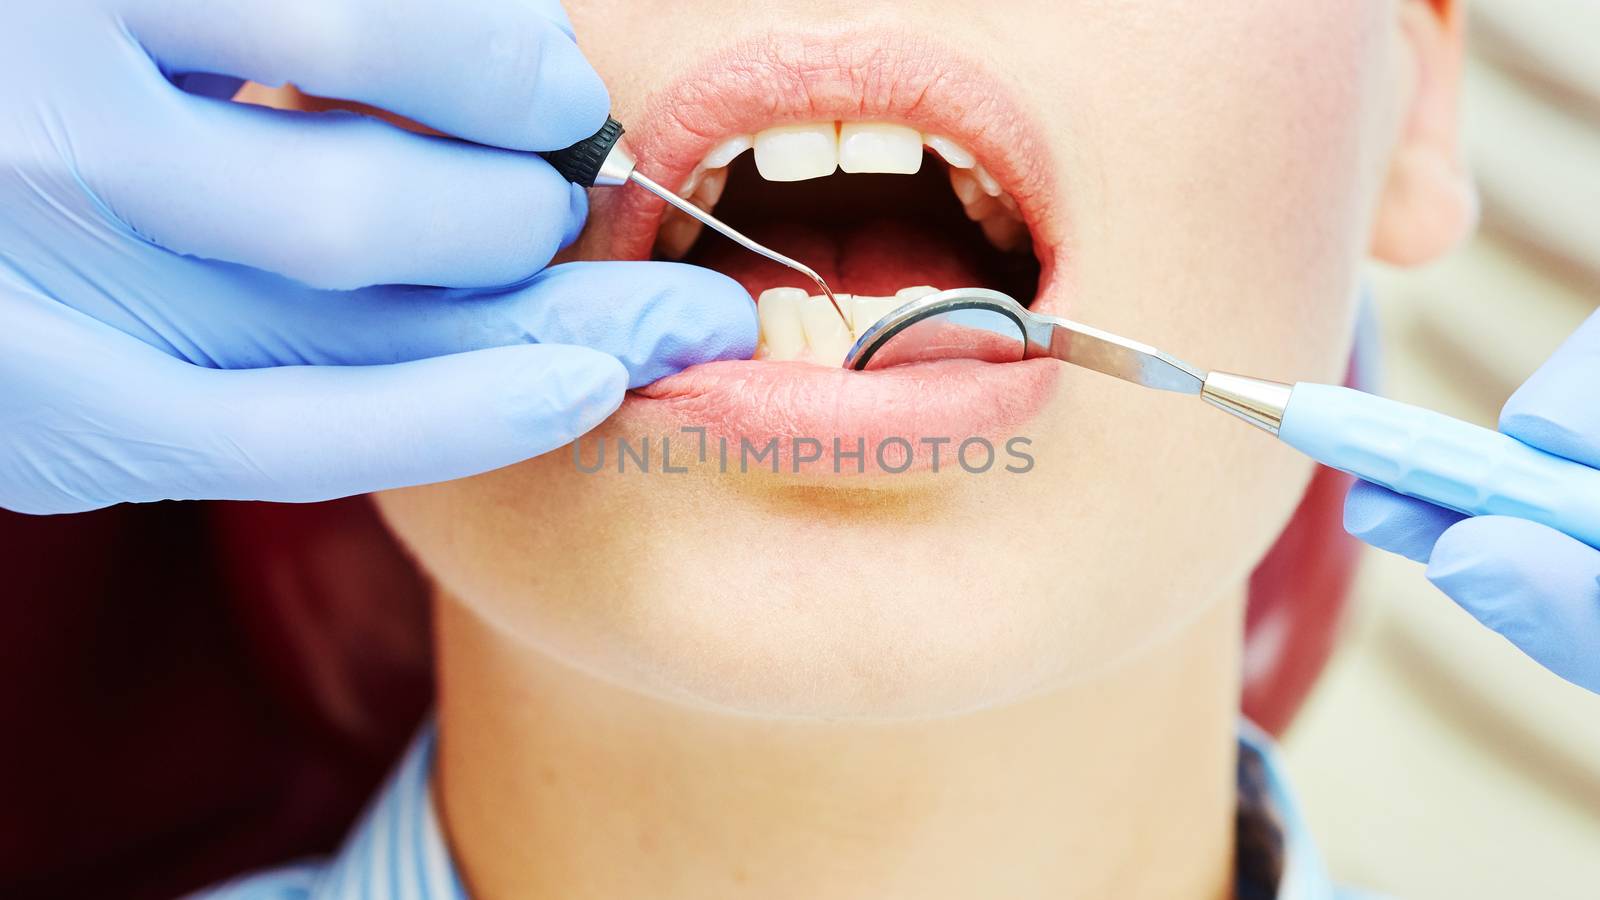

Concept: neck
[[435, 593, 1243, 900]]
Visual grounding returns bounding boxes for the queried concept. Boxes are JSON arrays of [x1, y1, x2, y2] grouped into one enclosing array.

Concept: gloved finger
[[183, 344, 626, 505], [2, 327, 626, 514], [101, 95, 586, 290], [1500, 309, 1600, 468], [310, 262, 760, 389], [1343, 480, 1466, 563], [121, 0, 606, 151], [1426, 515, 1600, 692], [108, 260, 757, 388], [497, 263, 759, 388]]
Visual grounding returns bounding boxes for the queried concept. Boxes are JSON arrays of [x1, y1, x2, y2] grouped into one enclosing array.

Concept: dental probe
[[541, 117, 850, 328], [845, 289, 1600, 549]]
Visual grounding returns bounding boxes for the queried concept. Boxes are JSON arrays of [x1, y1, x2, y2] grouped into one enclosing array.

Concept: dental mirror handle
[[1202, 375, 1600, 549]]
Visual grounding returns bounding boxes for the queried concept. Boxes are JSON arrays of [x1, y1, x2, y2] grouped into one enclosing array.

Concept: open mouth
[[653, 124, 1042, 365], [597, 31, 1067, 463]]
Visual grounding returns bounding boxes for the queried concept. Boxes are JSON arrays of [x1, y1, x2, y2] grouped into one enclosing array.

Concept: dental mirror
[[842, 287, 1209, 396], [843, 288, 1029, 371]]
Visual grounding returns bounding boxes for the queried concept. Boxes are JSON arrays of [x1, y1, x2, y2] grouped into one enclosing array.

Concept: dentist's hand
[[0, 0, 755, 515], [1345, 310, 1600, 692]]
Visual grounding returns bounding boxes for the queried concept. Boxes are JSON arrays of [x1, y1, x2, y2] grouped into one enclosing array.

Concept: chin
[[379, 411, 1259, 722]]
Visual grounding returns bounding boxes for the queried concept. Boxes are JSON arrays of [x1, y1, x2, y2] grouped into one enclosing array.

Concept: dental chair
[[0, 412, 1361, 899]]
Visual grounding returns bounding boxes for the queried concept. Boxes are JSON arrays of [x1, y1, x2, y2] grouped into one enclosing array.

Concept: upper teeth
[[756, 285, 940, 365], [838, 122, 923, 175], [653, 121, 1027, 259], [755, 123, 841, 182]]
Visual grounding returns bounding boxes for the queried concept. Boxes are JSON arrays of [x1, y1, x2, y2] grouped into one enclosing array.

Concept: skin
[[360, 2, 1471, 897]]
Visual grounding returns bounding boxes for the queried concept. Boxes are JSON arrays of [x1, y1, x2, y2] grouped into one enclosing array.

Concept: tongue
[[683, 217, 991, 298]]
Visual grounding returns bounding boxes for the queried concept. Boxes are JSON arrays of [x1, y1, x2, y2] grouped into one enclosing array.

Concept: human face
[[377, 1, 1430, 719]]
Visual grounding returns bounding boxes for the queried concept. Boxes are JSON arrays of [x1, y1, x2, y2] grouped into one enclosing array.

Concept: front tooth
[[692, 166, 728, 209], [895, 285, 940, 302], [851, 296, 900, 335], [838, 122, 923, 175], [831, 293, 855, 330], [757, 287, 808, 359], [704, 135, 754, 169], [949, 167, 984, 206], [973, 164, 1003, 197], [800, 294, 854, 363], [678, 167, 705, 198], [754, 123, 839, 182], [923, 134, 975, 169]]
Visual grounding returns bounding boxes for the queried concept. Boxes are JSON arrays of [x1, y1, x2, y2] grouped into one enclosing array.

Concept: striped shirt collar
[[310, 721, 464, 900], [198, 720, 1338, 900]]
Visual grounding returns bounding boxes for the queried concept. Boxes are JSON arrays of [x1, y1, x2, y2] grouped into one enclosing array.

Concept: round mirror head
[[845, 288, 1030, 371]]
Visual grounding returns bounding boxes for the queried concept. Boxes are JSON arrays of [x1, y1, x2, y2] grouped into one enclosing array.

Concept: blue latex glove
[[1345, 310, 1600, 692], [0, 0, 755, 515]]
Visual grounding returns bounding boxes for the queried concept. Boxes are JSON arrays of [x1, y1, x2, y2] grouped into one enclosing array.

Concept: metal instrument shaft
[[541, 117, 849, 328]]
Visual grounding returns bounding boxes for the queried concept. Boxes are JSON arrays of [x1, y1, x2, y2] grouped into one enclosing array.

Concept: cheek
[[998, 3, 1396, 635], [1022, 2, 1393, 372]]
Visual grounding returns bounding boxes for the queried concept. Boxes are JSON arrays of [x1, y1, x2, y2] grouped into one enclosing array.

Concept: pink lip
[[634, 358, 1058, 472], [585, 29, 1069, 470]]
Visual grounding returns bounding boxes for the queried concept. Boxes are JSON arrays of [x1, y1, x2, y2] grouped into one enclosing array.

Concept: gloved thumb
[[188, 343, 628, 504], [3, 342, 625, 513]]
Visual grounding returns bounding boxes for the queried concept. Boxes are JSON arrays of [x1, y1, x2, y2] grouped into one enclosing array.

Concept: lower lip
[[625, 357, 1061, 474]]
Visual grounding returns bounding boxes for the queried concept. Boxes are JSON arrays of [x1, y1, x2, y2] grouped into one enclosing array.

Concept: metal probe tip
[[627, 170, 849, 328]]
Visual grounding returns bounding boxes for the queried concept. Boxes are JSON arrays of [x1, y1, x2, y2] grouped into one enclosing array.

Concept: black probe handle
[[538, 116, 625, 187]]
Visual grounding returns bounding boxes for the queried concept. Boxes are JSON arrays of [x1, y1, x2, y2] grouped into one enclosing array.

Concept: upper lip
[[581, 27, 1066, 298]]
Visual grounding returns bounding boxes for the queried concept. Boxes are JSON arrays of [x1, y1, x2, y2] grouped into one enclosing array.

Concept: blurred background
[[1281, 1, 1600, 896]]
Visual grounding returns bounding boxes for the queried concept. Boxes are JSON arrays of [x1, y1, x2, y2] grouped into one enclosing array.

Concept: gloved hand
[[0, 0, 755, 515], [1345, 309, 1600, 692]]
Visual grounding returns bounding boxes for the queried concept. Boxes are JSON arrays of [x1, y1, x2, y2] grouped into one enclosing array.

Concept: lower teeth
[[755, 285, 939, 364]]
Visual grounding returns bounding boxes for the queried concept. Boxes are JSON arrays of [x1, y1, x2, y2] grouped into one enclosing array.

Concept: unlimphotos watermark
[[572, 426, 1034, 475]]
